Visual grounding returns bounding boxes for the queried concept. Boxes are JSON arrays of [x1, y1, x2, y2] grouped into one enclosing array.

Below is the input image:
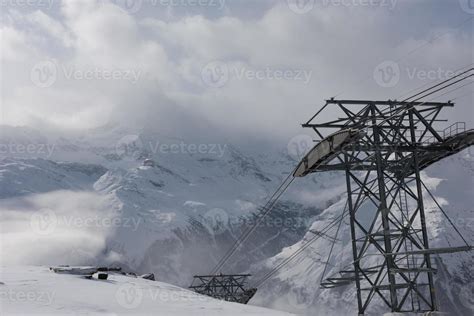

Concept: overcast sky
[[0, 0, 472, 143]]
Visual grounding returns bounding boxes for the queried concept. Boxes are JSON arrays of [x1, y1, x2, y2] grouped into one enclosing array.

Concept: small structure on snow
[[141, 273, 155, 281], [189, 274, 257, 304]]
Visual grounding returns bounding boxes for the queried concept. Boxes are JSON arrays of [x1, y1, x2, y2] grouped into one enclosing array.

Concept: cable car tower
[[295, 98, 474, 314], [189, 274, 257, 304], [193, 71, 473, 314]]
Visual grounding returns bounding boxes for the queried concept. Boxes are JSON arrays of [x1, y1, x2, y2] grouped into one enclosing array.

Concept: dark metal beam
[[325, 99, 454, 107]]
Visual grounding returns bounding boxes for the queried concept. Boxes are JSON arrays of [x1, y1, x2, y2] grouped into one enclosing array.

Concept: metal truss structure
[[295, 99, 474, 314], [189, 274, 257, 304]]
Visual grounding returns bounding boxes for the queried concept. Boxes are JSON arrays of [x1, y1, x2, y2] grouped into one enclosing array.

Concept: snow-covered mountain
[[0, 124, 472, 315], [251, 149, 474, 316], [0, 158, 106, 199], [0, 125, 343, 287]]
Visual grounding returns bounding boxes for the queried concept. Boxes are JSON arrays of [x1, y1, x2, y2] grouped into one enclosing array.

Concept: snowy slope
[[0, 266, 293, 316], [0, 158, 107, 199], [251, 149, 474, 316]]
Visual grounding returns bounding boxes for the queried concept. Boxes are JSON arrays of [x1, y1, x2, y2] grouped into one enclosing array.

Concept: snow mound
[[0, 266, 293, 316]]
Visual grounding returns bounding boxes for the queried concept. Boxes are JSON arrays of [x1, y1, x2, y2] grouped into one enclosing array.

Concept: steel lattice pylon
[[295, 99, 474, 314], [189, 274, 257, 304]]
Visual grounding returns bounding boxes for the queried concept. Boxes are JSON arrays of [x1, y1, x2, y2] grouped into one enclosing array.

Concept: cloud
[[0, 0, 472, 142], [25, 9, 73, 47], [0, 24, 34, 62], [0, 190, 122, 266]]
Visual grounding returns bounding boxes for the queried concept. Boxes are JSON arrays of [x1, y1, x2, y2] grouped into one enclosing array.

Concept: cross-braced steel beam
[[189, 274, 257, 304]]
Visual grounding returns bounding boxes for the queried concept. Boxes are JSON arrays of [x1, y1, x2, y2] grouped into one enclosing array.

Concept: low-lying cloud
[[0, 190, 124, 266]]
